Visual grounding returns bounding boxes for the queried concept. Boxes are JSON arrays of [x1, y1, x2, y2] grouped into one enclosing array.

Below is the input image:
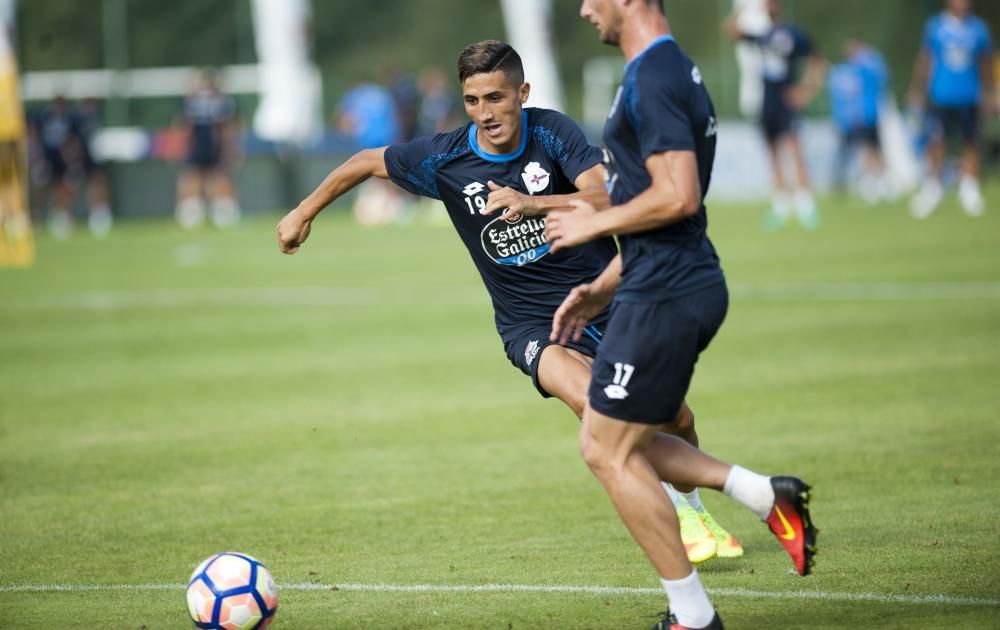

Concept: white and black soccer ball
[[186, 552, 279, 629]]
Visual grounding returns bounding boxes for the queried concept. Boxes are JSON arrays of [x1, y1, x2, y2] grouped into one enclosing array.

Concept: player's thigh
[[957, 106, 979, 145], [502, 324, 600, 405], [588, 286, 728, 426], [537, 345, 593, 419]]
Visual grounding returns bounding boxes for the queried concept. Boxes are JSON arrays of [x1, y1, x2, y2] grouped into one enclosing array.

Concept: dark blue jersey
[[753, 24, 814, 91], [184, 91, 235, 159], [384, 107, 618, 334], [602, 36, 723, 303]]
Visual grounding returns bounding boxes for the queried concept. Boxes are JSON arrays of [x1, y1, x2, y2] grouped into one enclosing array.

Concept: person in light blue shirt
[[909, 0, 996, 218], [829, 40, 892, 203], [338, 83, 401, 150]]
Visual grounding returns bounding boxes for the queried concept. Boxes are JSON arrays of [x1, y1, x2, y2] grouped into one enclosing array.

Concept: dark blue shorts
[[928, 104, 978, 143], [187, 141, 223, 169], [761, 93, 798, 143], [844, 125, 881, 149], [503, 320, 605, 398], [588, 282, 729, 425]]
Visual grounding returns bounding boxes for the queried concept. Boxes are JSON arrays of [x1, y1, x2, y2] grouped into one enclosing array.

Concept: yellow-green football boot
[[699, 510, 744, 558], [677, 505, 716, 564]]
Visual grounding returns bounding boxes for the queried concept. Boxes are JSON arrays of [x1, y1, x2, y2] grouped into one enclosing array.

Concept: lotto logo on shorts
[[604, 362, 635, 400]]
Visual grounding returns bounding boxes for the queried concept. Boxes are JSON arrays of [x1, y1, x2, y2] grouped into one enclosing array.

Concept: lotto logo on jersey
[[481, 213, 549, 267], [463, 182, 486, 196]]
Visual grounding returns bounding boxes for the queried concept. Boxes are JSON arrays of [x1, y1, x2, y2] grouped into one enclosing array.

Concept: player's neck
[[476, 124, 522, 155], [620, 13, 672, 63]]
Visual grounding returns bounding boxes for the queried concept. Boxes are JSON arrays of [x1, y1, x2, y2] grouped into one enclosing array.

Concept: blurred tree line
[[15, 0, 999, 126]]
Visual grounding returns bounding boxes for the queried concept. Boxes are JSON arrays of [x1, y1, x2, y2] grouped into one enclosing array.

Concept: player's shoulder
[[634, 36, 688, 74], [926, 13, 945, 34], [405, 122, 471, 156], [626, 36, 695, 87], [632, 38, 698, 95], [525, 107, 582, 133], [969, 15, 991, 37]]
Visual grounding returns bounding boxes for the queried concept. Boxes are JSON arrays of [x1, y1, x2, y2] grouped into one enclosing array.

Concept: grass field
[[2, 190, 999, 629]]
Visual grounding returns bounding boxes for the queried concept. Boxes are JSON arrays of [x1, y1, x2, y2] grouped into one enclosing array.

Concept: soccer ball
[[186, 552, 279, 629]]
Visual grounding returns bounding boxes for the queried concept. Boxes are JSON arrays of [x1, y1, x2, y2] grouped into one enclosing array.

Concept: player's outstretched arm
[[277, 147, 389, 254], [482, 163, 610, 219], [550, 254, 622, 346], [545, 150, 699, 253], [788, 54, 829, 110]]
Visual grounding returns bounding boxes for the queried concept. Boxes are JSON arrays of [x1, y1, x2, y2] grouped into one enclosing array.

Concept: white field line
[[1, 582, 998, 607], [7, 282, 1000, 312]]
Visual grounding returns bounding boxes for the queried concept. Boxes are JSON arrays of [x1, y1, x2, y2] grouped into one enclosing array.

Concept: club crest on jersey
[[481, 213, 549, 267], [521, 162, 550, 194]]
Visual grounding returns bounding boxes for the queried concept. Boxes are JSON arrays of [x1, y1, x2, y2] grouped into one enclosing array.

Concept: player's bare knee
[[579, 425, 614, 474]]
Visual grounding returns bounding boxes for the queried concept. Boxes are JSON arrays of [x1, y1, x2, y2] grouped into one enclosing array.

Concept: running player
[[276, 40, 741, 563], [909, 0, 996, 218], [545, 2, 817, 628], [726, 0, 827, 230]]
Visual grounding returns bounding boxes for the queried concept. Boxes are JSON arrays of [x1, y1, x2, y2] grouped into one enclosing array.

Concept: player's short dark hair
[[646, 0, 665, 13], [457, 40, 525, 86]]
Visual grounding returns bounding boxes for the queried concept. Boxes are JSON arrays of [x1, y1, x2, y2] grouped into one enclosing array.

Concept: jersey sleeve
[[792, 26, 814, 58], [923, 19, 937, 52], [626, 61, 694, 159], [977, 19, 994, 55], [532, 110, 602, 184], [383, 132, 456, 200]]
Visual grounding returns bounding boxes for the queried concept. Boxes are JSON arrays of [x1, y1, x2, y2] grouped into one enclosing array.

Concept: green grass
[[2, 190, 999, 629]]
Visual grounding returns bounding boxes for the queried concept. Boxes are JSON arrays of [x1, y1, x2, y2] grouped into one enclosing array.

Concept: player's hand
[[484, 180, 537, 220], [545, 199, 600, 254], [550, 281, 613, 345], [277, 207, 313, 255]]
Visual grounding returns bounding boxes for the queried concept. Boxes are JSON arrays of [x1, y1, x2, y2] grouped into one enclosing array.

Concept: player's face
[[947, 0, 971, 17], [580, 0, 624, 46], [462, 71, 530, 153], [766, 0, 782, 20]]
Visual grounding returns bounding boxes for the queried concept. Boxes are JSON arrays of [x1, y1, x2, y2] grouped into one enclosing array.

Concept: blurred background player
[[175, 69, 241, 229], [336, 78, 404, 226], [72, 98, 112, 236], [30, 95, 111, 238], [829, 39, 894, 204], [909, 0, 996, 219], [416, 67, 461, 136], [726, 0, 827, 230]]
